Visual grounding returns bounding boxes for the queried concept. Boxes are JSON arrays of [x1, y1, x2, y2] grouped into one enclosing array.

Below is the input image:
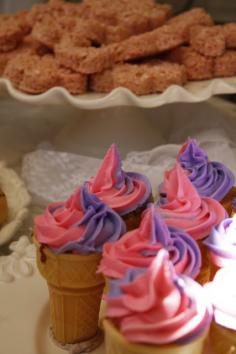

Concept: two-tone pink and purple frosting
[[86, 144, 152, 216], [177, 138, 234, 201], [204, 216, 236, 267], [106, 250, 212, 345], [35, 186, 125, 254], [157, 163, 226, 241], [99, 205, 201, 280]]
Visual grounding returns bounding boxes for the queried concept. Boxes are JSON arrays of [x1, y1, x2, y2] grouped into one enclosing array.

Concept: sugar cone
[[103, 319, 208, 354], [196, 241, 210, 285], [209, 321, 236, 354], [34, 238, 105, 345]]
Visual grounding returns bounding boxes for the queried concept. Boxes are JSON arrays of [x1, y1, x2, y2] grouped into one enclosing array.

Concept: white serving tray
[[1, 77, 236, 109]]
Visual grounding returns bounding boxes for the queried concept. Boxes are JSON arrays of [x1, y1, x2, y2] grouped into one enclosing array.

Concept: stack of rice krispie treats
[[1, 0, 236, 95]]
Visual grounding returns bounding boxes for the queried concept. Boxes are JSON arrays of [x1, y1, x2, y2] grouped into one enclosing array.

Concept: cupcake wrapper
[[209, 321, 236, 354], [103, 319, 208, 354], [34, 238, 105, 345]]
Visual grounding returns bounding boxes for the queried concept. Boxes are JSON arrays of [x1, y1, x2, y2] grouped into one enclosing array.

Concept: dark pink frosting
[[157, 163, 226, 241], [87, 144, 152, 216]]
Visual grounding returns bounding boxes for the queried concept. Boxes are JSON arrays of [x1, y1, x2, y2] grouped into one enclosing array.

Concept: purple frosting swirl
[[177, 138, 235, 201], [204, 217, 236, 261], [35, 185, 126, 255]]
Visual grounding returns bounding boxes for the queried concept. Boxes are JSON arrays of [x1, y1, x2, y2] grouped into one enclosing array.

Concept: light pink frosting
[[157, 164, 226, 241], [86, 144, 152, 216], [106, 250, 212, 344]]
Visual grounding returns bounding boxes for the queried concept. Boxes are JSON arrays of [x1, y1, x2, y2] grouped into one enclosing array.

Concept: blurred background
[[0, 0, 236, 22]]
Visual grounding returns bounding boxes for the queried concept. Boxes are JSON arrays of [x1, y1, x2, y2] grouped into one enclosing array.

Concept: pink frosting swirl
[[99, 205, 201, 279], [106, 249, 212, 345], [157, 163, 226, 241], [86, 144, 152, 216]]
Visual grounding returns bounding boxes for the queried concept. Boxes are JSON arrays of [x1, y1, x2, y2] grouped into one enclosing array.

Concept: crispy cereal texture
[[168, 47, 214, 80], [222, 23, 236, 49], [90, 61, 187, 95], [190, 26, 226, 57], [3, 53, 87, 94], [214, 51, 236, 77], [168, 8, 214, 41]]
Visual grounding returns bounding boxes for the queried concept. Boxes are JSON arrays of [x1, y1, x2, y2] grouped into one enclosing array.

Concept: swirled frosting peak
[[157, 163, 226, 241], [204, 215, 236, 267], [177, 138, 235, 201], [35, 185, 126, 254], [106, 249, 212, 345], [205, 267, 236, 330], [87, 144, 152, 216], [99, 204, 201, 279]]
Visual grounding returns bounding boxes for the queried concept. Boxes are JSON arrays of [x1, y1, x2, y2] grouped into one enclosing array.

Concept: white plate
[[1, 77, 236, 109], [0, 162, 31, 246]]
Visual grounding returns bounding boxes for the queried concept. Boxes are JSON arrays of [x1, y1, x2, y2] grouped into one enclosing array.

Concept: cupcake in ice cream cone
[[99, 204, 201, 283], [86, 144, 153, 231], [204, 215, 236, 279], [34, 185, 125, 347], [177, 138, 236, 216], [103, 249, 212, 354], [205, 266, 236, 354], [157, 163, 226, 285]]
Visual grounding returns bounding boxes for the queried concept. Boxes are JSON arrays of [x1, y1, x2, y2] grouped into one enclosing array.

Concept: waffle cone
[[196, 241, 210, 285], [209, 321, 236, 354], [103, 319, 208, 354], [34, 238, 105, 345]]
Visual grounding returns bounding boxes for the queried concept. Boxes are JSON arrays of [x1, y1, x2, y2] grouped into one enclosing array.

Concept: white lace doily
[[21, 128, 236, 206], [0, 162, 31, 246]]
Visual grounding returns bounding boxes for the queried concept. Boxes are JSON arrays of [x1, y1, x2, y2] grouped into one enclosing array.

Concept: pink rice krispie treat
[[222, 23, 236, 49], [116, 24, 184, 62], [3, 52, 87, 95], [58, 67, 87, 94], [56, 24, 184, 75], [168, 46, 214, 80], [80, 0, 172, 43], [168, 8, 213, 42], [214, 51, 236, 77], [31, 15, 62, 49], [55, 44, 115, 74], [27, 0, 82, 26], [3, 52, 39, 86], [0, 14, 28, 52], [190, 25, 226, 57], [90, 61, 187, 95]]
